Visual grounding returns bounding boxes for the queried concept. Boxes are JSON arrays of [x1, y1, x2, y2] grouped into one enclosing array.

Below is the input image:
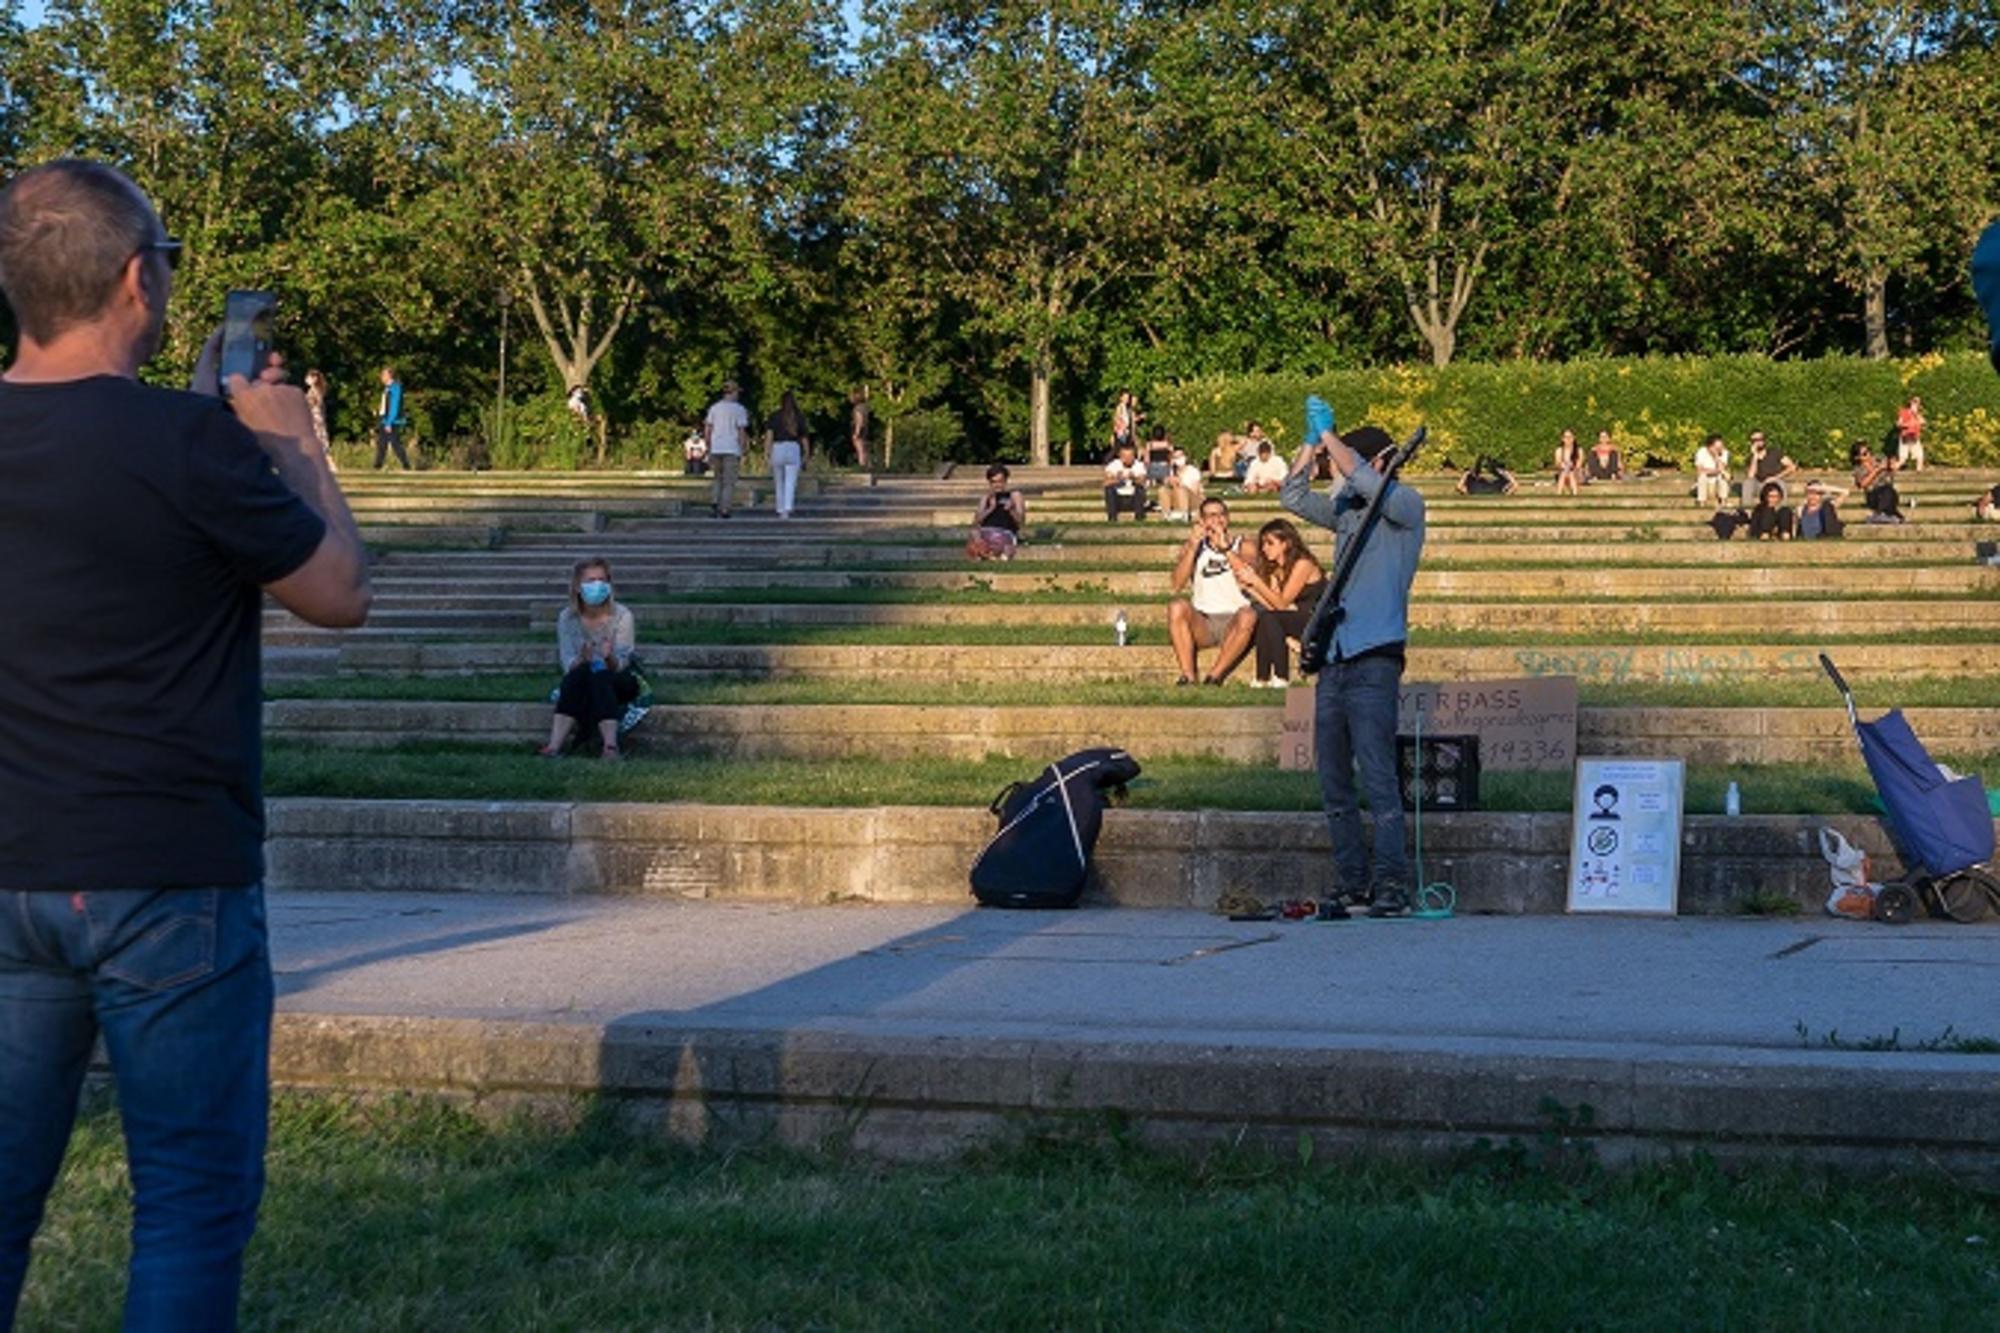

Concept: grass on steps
[[268, 673, 2000, 711], [264, 743, 2000, 816]]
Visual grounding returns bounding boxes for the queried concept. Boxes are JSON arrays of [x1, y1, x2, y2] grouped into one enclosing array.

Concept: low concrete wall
[[267, 1015, 2000, 1177], [264, 798, 1976, 914]]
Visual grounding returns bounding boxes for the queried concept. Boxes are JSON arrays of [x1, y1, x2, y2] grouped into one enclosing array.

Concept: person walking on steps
[[0, 158, 373, 1329], [373, 364, 410, 469], [1281, 414, 1426, 918], [766, 389, 810, 518], [703, 379, 750, 518]]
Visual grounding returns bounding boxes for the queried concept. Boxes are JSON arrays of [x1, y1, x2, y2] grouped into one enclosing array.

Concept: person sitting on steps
[[1796, 479, 1847, 539], [1103, 440, 1147, 521], [1747, 480, 1794, 541], [1161, 446, 1203, 520], [1240, 440, 1288, 493], [1234, 518, 1327, 688], [540, 556, 639, 760], [1167, 496, 1257, 685], [1553, 428, 1583, 496], [1850, 441, 1904, 524], [967, 462, 1025, 560]]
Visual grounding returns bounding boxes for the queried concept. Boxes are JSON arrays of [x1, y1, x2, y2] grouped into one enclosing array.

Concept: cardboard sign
[[1566, 757, 1685, 916], [1278, 675, 1579, 773]]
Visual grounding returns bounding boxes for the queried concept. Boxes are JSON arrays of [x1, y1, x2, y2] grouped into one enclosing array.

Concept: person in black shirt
[[967, 463, 1026, 560], [0, 159, 371, 1329], [1747, 481, 1795, 540]]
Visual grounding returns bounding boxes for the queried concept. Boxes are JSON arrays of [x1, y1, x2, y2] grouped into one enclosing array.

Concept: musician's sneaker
[[1367, 883, 1412, 918]]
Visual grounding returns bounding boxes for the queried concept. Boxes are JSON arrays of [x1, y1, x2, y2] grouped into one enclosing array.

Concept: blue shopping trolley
[[1821, 654, 1998, 923]]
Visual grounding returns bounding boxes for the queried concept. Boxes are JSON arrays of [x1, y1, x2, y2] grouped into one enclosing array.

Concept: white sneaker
[[1271, 676, 1291, 689]]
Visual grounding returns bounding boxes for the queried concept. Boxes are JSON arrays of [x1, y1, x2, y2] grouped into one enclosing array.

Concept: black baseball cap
[[1343, 425, 1395, 460]]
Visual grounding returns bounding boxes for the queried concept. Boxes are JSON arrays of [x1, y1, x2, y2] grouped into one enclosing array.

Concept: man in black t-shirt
[[0, 160, 371, 1328]]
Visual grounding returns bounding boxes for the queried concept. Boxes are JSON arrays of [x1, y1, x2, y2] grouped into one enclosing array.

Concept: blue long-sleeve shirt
[[1280, 455, 1425, 661], [377, 379, 403, 427]]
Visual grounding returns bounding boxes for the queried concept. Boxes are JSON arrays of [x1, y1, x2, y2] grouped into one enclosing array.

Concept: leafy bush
[[614, 419, 693, 470], [487, 393, 588, 470], [883, 406, 963, 473], [1150, 352, 2000, 473]]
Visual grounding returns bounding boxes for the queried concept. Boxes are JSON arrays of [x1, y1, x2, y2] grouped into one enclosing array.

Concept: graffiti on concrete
[[1513, 646, 1819, 685]]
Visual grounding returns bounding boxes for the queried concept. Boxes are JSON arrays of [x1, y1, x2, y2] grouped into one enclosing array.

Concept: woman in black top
[[967, 462, 1026, 560], [1584, 430, 1624, 482], [1233, 518, 1327, 687], [766, 390, 811, 518], [1747, 481, 1794, 540]]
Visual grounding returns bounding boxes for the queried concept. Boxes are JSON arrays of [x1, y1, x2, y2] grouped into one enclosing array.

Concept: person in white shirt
[[1167, 497, 1257, 685], [1241, 441, 1288, 493], [1103, 441, 1148, 521], [702, 379, 751, 518], [1160, 447, 1203, 520], [1694, 434, 1730, 508]]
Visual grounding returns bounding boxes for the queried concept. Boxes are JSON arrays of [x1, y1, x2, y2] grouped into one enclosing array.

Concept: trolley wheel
[[1873, 882, 1921, 925], [1932, 867, 2000, 924]]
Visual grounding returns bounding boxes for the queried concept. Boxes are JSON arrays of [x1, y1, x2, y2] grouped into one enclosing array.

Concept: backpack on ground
[[969, 747, 1141, 909]]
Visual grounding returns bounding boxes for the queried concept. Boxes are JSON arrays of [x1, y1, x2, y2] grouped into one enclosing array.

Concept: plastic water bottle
[[1725, 781, 1742, 817], [1114, 610, 1128, 647]]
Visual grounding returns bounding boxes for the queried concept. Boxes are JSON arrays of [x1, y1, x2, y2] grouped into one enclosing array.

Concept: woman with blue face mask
[[541, 556, 639, 759]]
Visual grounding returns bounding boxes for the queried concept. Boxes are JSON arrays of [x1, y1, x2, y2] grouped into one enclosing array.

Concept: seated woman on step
[[967, 462, 1026, 560], [540, 556, 640, 760], [1232, 518, 1327, 688]]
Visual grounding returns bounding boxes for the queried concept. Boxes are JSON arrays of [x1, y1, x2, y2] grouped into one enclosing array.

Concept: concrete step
[[619, 598, 2000, 637], [343, 562, 2000, 596], [324, 639, 2000, 685], [264, 798, 1983, 915], [262, 699, 2000, 767], [261, 894, 2000, 1175]]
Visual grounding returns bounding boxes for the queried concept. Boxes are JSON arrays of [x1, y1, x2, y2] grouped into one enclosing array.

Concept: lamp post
[[496, 287, 512, 416]]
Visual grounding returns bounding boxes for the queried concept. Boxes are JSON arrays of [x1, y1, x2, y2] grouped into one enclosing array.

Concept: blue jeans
[[1313, 654, 1410, 893], [0, 887, 272, 1332]]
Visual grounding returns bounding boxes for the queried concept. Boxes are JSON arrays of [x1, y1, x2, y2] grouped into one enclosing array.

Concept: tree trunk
[[883, 418, 895, 471], [1863, 268, 1889, 360], [1029, 350, 1052, 467]]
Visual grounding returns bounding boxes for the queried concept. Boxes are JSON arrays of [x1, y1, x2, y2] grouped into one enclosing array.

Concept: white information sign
[[1566, 757, 1685, 915]]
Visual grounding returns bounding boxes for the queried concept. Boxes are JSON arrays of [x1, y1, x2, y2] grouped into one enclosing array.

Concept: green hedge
[[1150, 353, 2000, 473]]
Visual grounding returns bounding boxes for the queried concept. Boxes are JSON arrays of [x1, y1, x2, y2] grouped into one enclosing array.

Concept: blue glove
[[1974, 218, 2000, 367], [1304, 395, 1336, 446]]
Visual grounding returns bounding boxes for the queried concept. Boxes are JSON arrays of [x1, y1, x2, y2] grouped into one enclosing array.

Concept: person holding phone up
[[0, 159, 371, 1328]]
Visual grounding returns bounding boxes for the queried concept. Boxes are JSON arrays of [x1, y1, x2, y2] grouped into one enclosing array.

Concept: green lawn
[[19, 1095, 1998, 1330], [263, 744, 1997, 816], [269, 672, 2000, 711]]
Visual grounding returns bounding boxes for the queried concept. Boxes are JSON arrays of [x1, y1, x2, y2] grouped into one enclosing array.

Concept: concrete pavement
[[267, 892, 2000, 1174]]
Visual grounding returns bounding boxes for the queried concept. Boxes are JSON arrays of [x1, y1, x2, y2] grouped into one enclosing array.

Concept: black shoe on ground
[[1316, 898, 1352, 921], [1368, 884, 1411, 918]]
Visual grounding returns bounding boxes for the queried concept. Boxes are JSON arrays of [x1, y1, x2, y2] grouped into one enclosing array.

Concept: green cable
[[1409, 708, 1457, 920]]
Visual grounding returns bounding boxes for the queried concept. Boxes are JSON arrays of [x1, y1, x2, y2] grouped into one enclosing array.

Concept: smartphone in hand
[[218, 290, 276, 396]]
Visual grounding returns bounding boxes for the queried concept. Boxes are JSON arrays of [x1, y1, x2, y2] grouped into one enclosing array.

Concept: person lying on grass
[[1455, 455, 1519, 496], [541, 556, 639, 760]]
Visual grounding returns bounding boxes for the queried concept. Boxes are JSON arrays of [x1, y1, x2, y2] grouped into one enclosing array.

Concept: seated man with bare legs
[[1167, 496, 1257, 685]]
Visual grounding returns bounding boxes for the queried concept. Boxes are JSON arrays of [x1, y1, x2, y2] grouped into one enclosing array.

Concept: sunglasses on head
[[136, 237, 183, 271]]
